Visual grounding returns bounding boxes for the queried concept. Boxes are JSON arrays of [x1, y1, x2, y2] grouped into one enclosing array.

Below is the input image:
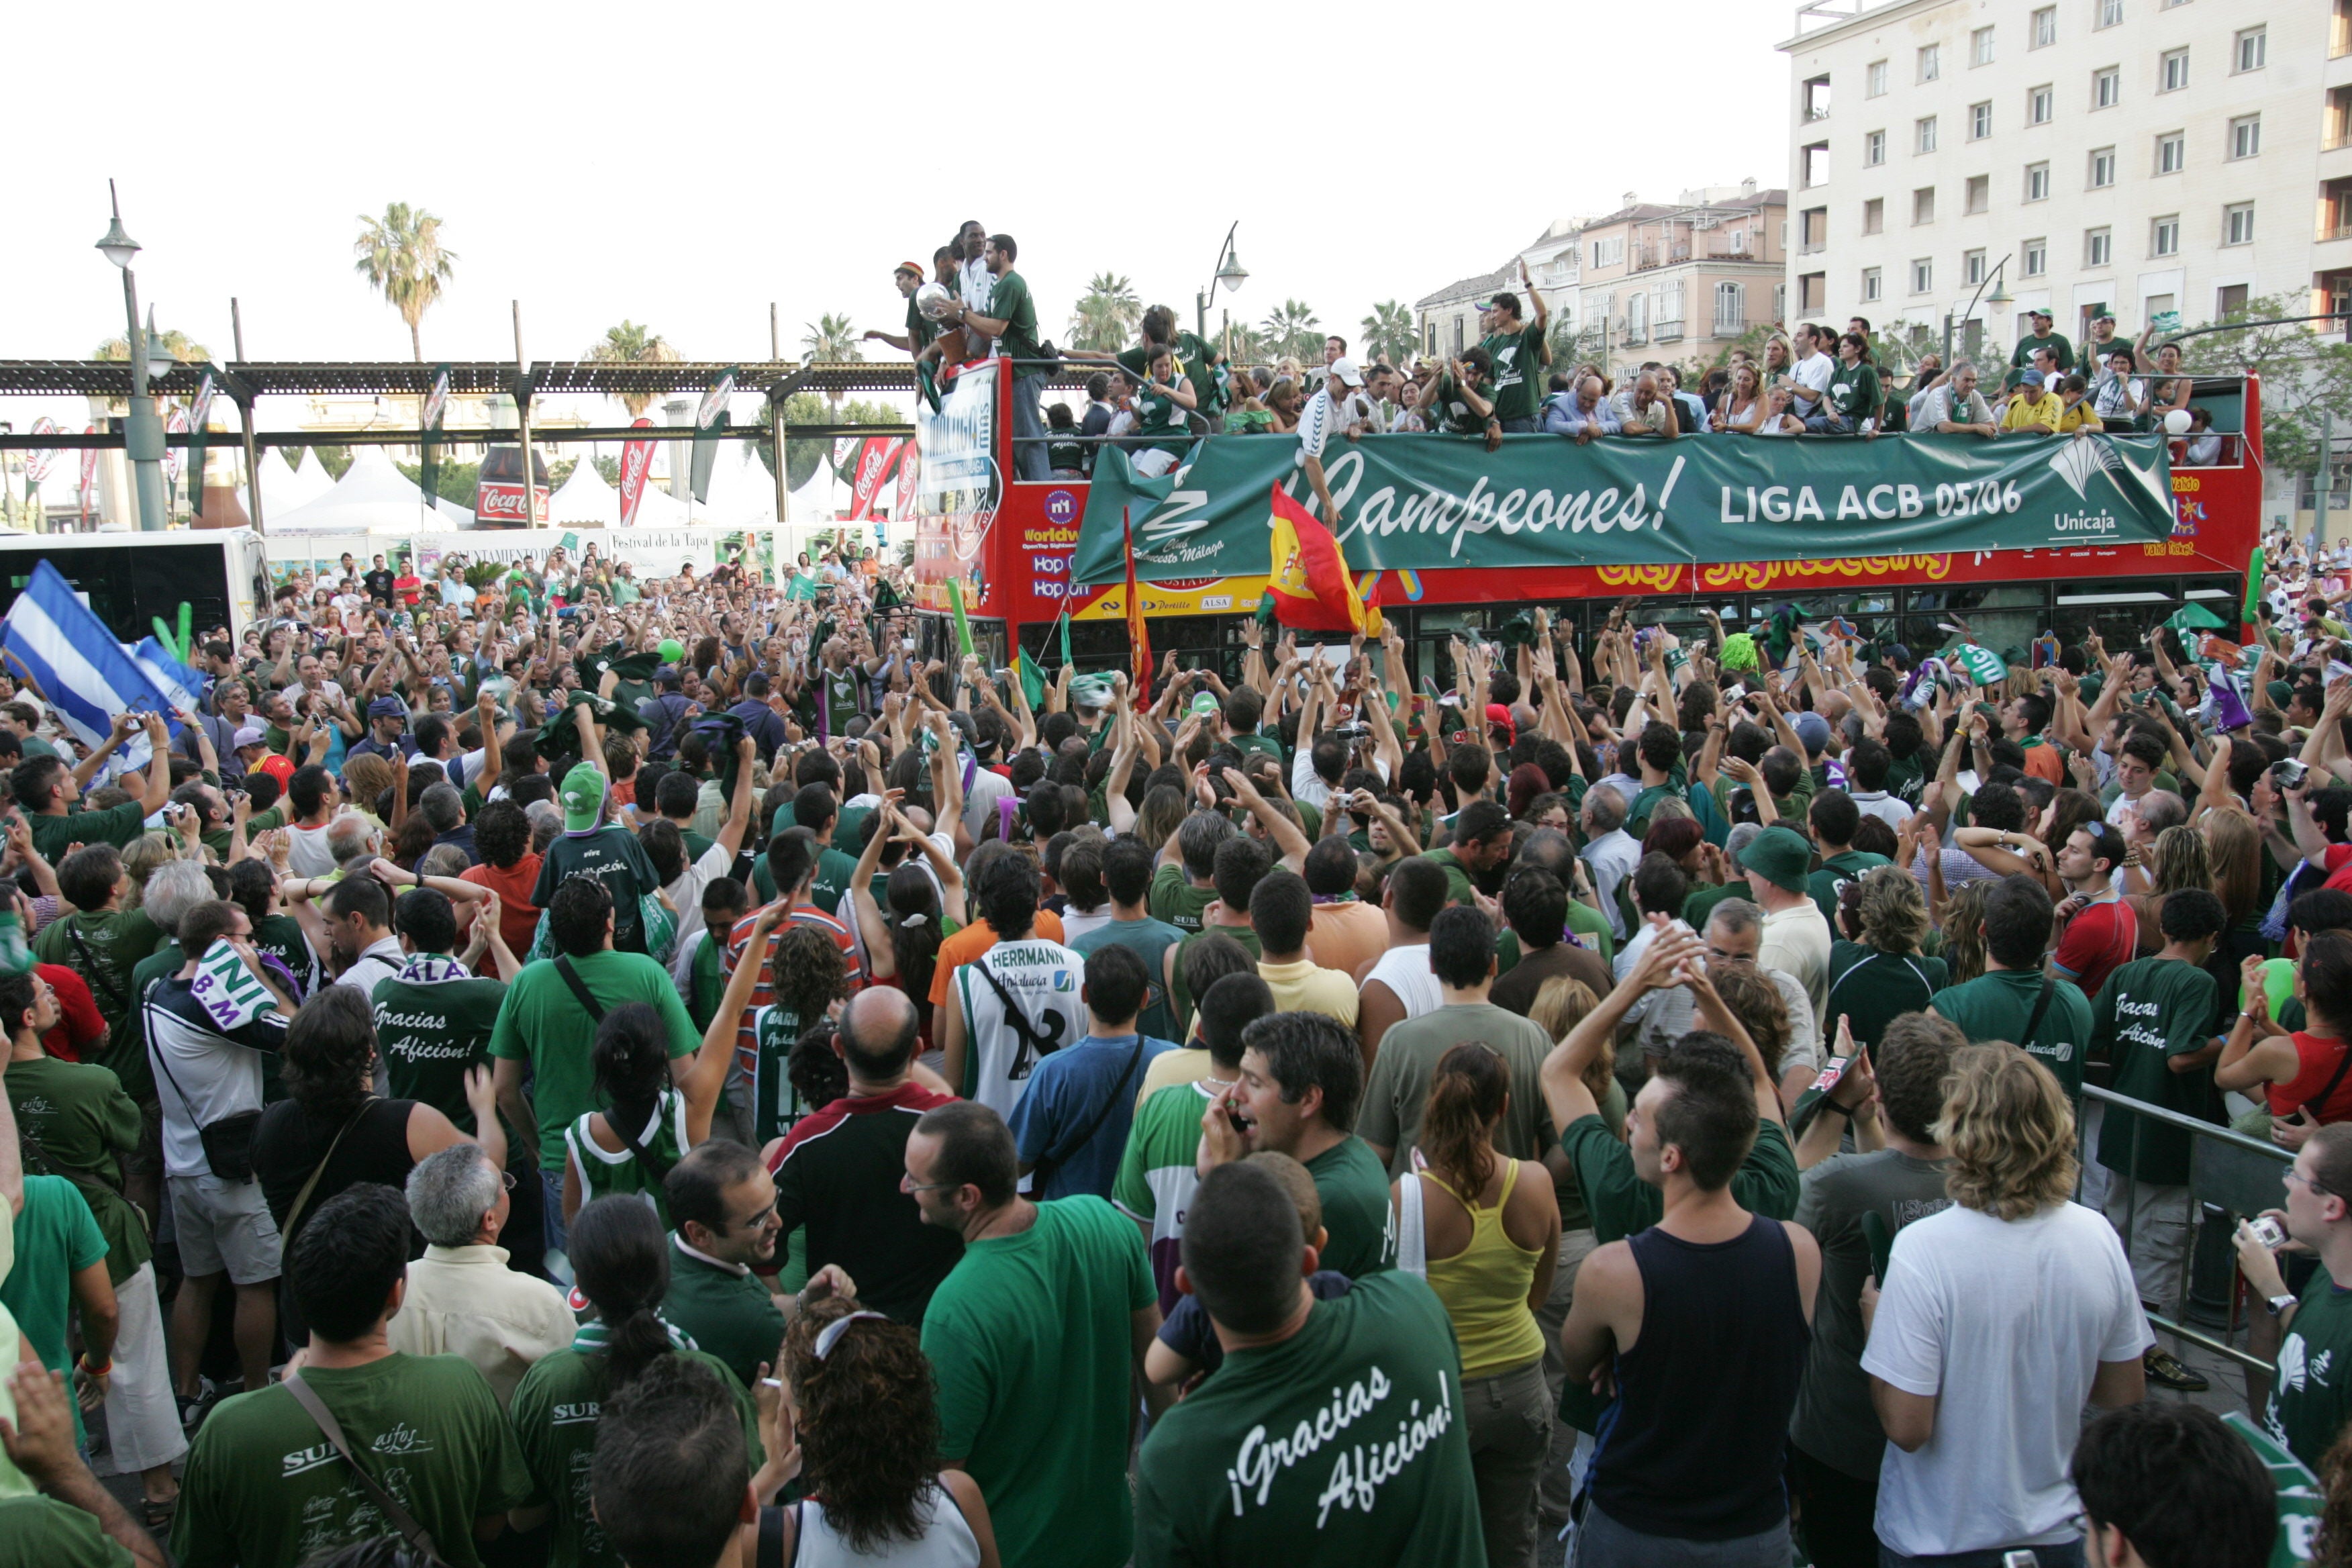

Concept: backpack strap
[[283, 1373, 444, 1563], [553, 954, 606, 1024]]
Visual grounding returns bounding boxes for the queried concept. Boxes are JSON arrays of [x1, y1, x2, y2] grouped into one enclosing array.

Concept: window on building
[[2337, 0, 2350, 59], [1866, 129, 1885, 166], [2093, 66, 2119, 107], [1715, 283, 1747, 334], [2032, 6, 2057, 46], [1914, 187, 1937, 224], [1970, 101, 1992, 139], [2332, 87, 2352, 150], [2234, 26, 2265, 71], [1919, 44, 1941, 81], [2090, 147, 2116, 187], [2159, 48, 2188, 91], [1917, 115, 1938, 154], [1973, 26, 1996, 64], [1861, 268, 1882, 303], [1911, 258, 1934, 294], [2026, 162, 2051, 201], [1625, 293, 1648, 342], [2097, 0, 2123, 26], [2029, 84, 2053, 123], [1800, 208, 1828, 253], [1804, 75, 1832, 119], [1797, 275, 1824, 315], [1867, 59, 1889, 96], [2216, 283, 2249, 317], [2151, 215, 2179, 256], [2228, 115, 2260, 159], [2223, 200, 2254, 246], [1862, 197, 1885, 234], [2086, 227, 2112, 266], [1424, 322, 1436, 356], [1966, 175, 1989, 213], [2023, 237, 2048, 275], [1592, 236, 1624, 268], [2156, 131, 2184, 174], [1774, 282, 1788, 323], [1803, 142, 1830, 185], [1965, 249, 1988, 285]]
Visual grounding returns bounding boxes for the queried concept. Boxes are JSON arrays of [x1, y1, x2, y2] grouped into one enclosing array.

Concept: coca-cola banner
[[847, 438, 905, 522], [23, 418, 58, 485], [618, 418, 656, 527], [893, 442, 918, 520], [473, 481, 552, 526], [79, 426, 97, 524]]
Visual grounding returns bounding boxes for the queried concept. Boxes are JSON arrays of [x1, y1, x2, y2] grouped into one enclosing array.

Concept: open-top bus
[[909, 356, 2261, 684]]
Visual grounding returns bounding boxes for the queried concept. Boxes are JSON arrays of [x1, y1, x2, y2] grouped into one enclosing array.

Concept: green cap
[[1191, 691, 1220, 720], [1737, 825, 1814, 893], [560, 762, 608, 833]]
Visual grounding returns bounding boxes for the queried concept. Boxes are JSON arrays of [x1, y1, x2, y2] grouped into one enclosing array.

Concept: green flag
[[2243, 546, 2266, 630], [1057, 605, 1073, 672], [1951, 642, 2008, 686], [2164, 602, 2228, 632]]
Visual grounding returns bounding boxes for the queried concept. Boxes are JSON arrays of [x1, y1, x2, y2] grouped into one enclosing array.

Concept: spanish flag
[[1267, 484, 1380, 634], [1122, 508, 1153, 689]]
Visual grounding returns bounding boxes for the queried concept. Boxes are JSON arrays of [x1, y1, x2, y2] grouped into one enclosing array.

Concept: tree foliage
[[1359, 301, 1416, 369], [353, 203, 457, 362], [2171, 291, 2352, 485], [1067, 273, 1141, 353], [800, 313, 863, 364], [93, 327, 211, 365], [393, 456, 481, 505], [751, 393, 900, 488], [587, 322, 681, 418], [1260, 299, 1323, 363]]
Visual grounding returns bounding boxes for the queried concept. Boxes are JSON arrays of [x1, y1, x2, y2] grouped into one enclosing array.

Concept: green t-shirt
[[2269, 1265, 2352, 1468], [487, 950, 699, 1169], [249, 914, 321, 1000], [1929, 970, 2094, 1100], [1431, 372, 1489, 436], [32, 908, 164, 1039], [1, 1177, 108, 1445], [173, 1353, 533, 1568], [3, 1055, 147, 1287], [1561, 1114, 1800, 1246], [1808, 850, 1893, 926], [747, 1003, 809, 1147], [1827, 360, 1881, 421], [1134, 373, 1194, 456], [661, 1238, 786, 1393], [532, 828, 662, 954], [1422, 846, 1479, 909], [1132, 1271, 1486, 1568], [1232, 732, 1284, 768], [0, 1495, 137, 1568], [1072, 916, 1185, 1044], [509, 1345, 761, 1568], [28, 800, 149, 863], [920, 1196, 1156, 1568], [1304, 1136, 1397, 1280], [201, 805, 285, 863], [1481, 321, 1549, 424], [2090, 957, 2222, 1185], [1169, 924, 1261, 1024], [985, 268, 1044, 371], [1822, 942, 1947, 1053], [1565, 897, 1616, 970], [756, 843, 858, 916], [372, 969, 509, 1132], [1149, 861, 1216, 935]]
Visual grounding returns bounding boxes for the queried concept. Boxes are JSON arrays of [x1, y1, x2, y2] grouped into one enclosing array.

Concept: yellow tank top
[[1422, 1160, 1545, 1378]]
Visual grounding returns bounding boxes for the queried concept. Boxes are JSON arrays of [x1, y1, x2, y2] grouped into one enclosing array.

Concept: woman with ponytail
[[744, 1294, 1000, 1566], [1390, 1042, 1560, 1568], [509, 1197, 762, 1567], [849, 797, 964, 1052], [563, 905, 781, 1226]]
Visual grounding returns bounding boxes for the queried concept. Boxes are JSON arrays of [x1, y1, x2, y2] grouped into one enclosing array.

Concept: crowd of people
[[0, 500, 2341, 1568]]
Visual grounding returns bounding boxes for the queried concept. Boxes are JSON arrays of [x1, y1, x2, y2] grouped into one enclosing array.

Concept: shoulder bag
[[283, 1373, 448, 1566]]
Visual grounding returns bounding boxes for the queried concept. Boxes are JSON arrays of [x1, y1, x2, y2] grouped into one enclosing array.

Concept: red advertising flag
[[79, 426, 98, 522], [1123, 507, 1152, 689], [618, 418, 656, 527], [848, 438, 905, 522], [893, 442, 919, 519]]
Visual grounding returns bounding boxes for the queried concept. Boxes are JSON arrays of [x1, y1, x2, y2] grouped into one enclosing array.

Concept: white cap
[[1330, 357, 1366, 388]]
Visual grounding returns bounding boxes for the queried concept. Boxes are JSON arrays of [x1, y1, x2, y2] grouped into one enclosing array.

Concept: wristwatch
[[2270, 1293, 2299, 1318]]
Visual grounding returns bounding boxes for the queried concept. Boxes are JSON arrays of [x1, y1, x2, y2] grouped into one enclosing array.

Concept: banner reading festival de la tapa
[[1071, 432, 2175, 585]]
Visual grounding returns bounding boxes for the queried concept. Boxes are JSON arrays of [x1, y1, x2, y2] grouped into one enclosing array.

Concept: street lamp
[[1940, 255, 2014, 373], [94, 179, 168, 532], [1195, 222, 1248, 344]]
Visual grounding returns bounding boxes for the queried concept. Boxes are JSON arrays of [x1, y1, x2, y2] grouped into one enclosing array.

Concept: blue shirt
[[1008, 1032, 1176, 1202], [1542, 393, 1620, 437], [727, 699, 789, 764]]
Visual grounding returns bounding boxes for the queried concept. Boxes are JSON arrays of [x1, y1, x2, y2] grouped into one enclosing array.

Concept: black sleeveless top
[[1590, 1212, 1810, 1540], [252, 1096, 418, 1238]]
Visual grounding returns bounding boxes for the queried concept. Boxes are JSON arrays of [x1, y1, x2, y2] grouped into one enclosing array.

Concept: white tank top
[[793, 1484, 981, 1568], [954, 937, 1087, 1120], [1364, 944, 1442, 1020]]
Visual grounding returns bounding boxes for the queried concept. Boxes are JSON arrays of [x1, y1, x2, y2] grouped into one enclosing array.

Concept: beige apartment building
[[1778, 0, 2330, 362]]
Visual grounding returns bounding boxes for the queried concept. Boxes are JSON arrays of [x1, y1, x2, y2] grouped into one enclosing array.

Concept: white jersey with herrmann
[[952, 938, 1086, 1120]]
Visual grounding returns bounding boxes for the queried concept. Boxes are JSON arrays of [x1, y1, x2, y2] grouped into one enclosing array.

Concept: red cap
[[255, 752, 295, 785], [1485, 702, 1515, 741]]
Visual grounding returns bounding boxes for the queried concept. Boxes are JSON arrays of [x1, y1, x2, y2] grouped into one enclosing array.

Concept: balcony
[[1632, 246, 1690, 273], [1655, 320, 1686, 342], [1620, 326, 1649, 347], [1712, 314, 1747, 337]]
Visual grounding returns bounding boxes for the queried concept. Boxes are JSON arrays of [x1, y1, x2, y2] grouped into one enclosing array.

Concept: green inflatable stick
[[176, 601, 193, 661]]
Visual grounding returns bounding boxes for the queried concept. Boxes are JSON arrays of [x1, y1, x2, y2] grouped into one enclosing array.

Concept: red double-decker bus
[[910, 358, 2261, 681]]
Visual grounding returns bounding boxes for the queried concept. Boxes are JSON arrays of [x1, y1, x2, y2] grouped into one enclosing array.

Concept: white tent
[[689, 441, 777, 527], [546, 460, 621, 526], [631, 473, 689, 526], [266, 447, 448, 534], [436, 495, 473, 525], [256, 448, 334, 519]]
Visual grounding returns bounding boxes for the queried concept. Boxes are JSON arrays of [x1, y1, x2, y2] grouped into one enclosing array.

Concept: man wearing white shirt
[[1787, 327, 1836, 423], [1295, 357, 1369, 526], [391, 1143, 573, 1409], [953, 219, 993, 336]]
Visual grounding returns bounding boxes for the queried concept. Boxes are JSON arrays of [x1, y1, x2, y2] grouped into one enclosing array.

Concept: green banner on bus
[[1071, 431, 2175, 585]]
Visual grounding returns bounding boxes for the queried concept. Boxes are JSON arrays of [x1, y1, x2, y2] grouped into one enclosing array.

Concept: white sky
[[5, 0, 1797, 447]]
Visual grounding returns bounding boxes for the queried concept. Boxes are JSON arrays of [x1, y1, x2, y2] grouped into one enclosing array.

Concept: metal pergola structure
[[0, 356, 1076, 530]]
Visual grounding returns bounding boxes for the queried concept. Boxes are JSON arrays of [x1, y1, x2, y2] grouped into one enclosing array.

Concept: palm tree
[[1359, 301, 1416, 368], [93, 328, 211, 365], [801, 313, 863, 364], [1262, 299, 1322, 363], [352, 203, 458, 362], [587, 321, 681, 418], [1067, 273, 1142, 352]]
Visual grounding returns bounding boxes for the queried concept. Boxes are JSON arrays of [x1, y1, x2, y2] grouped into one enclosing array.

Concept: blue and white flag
[[1, 560, 179, 769], [130, 636, 207, 713]]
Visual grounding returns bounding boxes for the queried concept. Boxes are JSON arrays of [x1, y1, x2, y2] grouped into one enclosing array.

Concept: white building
[[1779, 0, 2324, 359]]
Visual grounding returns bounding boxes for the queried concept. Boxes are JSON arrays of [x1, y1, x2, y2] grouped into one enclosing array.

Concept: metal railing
[[2086, 1082, 2286, 1373]]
